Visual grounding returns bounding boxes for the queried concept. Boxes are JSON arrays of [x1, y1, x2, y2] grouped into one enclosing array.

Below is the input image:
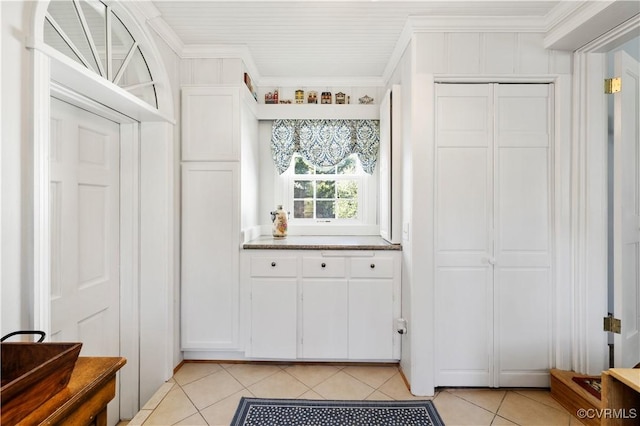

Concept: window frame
[[278, 154, 378, 235]]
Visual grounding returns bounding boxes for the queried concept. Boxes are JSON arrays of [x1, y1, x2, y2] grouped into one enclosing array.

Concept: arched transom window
[[44, 0, 158, 108]]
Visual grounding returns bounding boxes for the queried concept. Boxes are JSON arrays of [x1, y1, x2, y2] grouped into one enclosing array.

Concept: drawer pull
[[271, 262, 276, 267], [370, 264, 376, 269], [321, 262, 326, 268]]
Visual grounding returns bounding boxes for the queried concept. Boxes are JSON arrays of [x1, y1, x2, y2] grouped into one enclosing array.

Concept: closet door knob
[[370, 264, 376, 269], [321, 262, 326, 268], [481, 257, 496, 266], [271, 262, 276, 267]]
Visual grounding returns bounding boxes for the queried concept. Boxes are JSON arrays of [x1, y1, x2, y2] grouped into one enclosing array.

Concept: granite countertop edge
[[242, 236, 402, 251]]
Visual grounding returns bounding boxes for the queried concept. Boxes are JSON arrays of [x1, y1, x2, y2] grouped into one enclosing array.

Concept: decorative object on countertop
[[265, 90, 279, 104], [295, 90, 304, 104], [308, 91, 318, 104], [358, 94, 374, 104], [270, 205, 288, 238], [271, 119, 380, 175], [321, 92, 332, 104], [335, 92, 346, 104]]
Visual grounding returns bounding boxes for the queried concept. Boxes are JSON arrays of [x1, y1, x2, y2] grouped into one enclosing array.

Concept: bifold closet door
[[494, 84, 552, 387], [434, 83, 552, 387], [434, 84, 495, 387]]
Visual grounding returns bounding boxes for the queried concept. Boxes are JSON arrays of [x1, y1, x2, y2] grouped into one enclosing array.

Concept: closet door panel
[[435, 83, 493, 386], [436, 84, 492, 148], [435, 267, 493, 386], [496, 84, 550, 148], [495, 268, 551, 386], [436, 148, 491, 255], [495, 84, 552, 387], [497, 147, 549, 255]]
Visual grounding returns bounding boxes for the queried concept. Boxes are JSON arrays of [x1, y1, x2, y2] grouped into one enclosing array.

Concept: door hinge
[[604, 77, 621, 94], [604, 314, 621, 334]]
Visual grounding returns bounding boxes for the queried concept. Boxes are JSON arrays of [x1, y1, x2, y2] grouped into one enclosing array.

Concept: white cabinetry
[[434, 83, 553, 387], [181, 86, 258, 354], [181, 163, 239, 350], [182, 86, 240, 161], [248, 255, 298, 359], [243, 250, 401, 361]]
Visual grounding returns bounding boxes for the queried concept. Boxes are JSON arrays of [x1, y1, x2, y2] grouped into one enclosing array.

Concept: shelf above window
[[256, 104, 379, 120]]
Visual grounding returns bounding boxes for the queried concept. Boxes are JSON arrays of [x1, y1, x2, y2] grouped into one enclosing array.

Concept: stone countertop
[[242, 235, 402, 251]]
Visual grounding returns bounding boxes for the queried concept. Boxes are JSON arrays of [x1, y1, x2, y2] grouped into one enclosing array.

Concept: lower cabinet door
[[250, 279, 297, 359], [349, 279, 394, 359], [302, 279, 348, 359]]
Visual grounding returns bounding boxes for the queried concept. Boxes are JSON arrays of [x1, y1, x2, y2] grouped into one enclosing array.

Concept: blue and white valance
[[271, 119, 380, 175]]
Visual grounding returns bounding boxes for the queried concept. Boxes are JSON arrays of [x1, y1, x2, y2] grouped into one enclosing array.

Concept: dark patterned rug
[[231, 397, 445, 426]]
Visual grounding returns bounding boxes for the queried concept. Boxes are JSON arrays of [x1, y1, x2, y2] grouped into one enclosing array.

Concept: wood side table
[[601, 368, 640, 426], [16, 357, 126, 426]]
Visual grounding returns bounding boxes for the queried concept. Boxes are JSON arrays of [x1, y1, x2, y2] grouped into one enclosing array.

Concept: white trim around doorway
[[571, 14, 640, 376]]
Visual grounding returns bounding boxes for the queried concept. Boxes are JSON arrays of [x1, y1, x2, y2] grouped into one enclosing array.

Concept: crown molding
[[147, 16, 185, 56], [381, 18, 414, 85], [576, 12, 640, 53], [125, 0, 185, 55], [544, 0, 640, 50]]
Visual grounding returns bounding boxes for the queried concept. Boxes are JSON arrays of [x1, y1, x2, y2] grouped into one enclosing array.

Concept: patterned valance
[[271, 119, 380, 175]]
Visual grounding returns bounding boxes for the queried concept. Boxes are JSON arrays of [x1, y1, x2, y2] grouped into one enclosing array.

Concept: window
[[44, 0, 158, 108], [282, 154, 376, 230], [292, 155, 360, 220]]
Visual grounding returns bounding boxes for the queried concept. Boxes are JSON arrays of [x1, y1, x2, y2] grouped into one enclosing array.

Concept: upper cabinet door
[[182, 86, 240, 161]]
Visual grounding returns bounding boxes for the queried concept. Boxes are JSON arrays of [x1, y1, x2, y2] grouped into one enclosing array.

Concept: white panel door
[[613, 51, 640, 368], [494, 84, 552, 387], [181, 162, 240, 350], [50, 98, 120, 423], [302, 279, 348, 359], [434, 84, 494, 386]]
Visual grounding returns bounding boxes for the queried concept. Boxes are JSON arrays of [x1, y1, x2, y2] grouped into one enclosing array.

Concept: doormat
[[571, 376, 601, 400], [231, 397, 445, 426]]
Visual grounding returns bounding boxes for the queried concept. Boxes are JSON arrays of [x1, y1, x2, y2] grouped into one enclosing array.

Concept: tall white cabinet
[[434, 83, 553, 387], [181, 86, 258, 355]]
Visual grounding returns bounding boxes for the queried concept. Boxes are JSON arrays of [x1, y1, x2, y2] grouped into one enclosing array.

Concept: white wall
[[383, 41, 416, 391], [1, 1, 35, 337]]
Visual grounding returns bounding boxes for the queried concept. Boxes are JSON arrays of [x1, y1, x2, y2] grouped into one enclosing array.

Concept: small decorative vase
[[270, 205, 288, 238]]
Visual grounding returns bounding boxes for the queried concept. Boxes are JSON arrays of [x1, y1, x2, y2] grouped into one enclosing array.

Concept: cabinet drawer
[[302, 257, 346, 277], [351, 257, 394, 278], [251, 257, 297, 277]]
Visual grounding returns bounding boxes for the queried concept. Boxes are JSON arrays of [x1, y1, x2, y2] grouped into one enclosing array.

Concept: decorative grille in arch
[[44, 0, 158, 109]]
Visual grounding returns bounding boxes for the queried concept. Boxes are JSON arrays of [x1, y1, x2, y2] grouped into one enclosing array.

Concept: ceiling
[[149, 1, 565, 82]]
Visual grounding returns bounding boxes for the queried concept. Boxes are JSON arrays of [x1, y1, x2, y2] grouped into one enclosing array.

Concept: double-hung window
[[281, 153, 376, 231]]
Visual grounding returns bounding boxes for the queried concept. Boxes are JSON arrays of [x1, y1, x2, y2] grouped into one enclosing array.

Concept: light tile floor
[[119, 362, 587, 426]]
